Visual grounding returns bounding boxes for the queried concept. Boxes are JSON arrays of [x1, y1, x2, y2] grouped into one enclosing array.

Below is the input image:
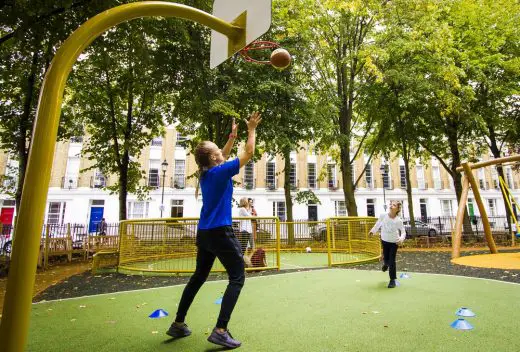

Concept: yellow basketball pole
[[461, 162, 497, 254], [0, 3, 246, 351]]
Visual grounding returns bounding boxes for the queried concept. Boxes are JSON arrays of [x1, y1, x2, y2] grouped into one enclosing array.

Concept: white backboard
[[210, 0, 272, 68]]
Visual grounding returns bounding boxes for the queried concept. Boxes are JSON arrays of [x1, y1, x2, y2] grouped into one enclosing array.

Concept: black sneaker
[[388, 280, 396, 288], [382, 264, 388, 272], [166, 322, 192, 338], [207, 328, 241, 349]]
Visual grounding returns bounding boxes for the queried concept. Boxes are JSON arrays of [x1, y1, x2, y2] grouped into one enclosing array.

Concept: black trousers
[[175, 226, 245, 330], [381, 240, 398, 280], [236, 231, 253, 254]]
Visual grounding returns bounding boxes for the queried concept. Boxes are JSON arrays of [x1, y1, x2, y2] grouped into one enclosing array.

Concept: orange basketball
[[270, 48, 291, 69]]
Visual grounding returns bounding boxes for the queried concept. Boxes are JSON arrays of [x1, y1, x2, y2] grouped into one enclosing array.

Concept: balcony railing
[[170, 176, 186, 189], [90, 176, 106, 188], [265, 179, 277, 190], [61, 177, 79, 189], [242, 179, 256, 190]]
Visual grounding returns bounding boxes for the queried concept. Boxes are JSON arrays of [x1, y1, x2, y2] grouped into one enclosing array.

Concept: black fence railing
[[401, 216, 516, 238]]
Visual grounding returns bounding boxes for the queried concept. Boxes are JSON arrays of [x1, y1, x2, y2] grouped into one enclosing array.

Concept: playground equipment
[[0, 1, 274, 350], [451, 155, 520, 259], [116, 216, 380, 274]]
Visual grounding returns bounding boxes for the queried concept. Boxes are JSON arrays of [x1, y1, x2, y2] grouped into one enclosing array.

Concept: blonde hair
[[390, 201, 402, 215], [194, 141, 215, 199], [239, 197, 249, 208]]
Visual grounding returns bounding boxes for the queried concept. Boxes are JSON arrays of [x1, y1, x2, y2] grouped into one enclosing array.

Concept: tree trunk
[[401, 140, 416, 236], [15, 47, 40, 215], [340, 146, 358, 216], [118, 157, 128, 221], [488, 125, 513, 236], [447, 128, 473, 235], [283, 150, 295, 246]]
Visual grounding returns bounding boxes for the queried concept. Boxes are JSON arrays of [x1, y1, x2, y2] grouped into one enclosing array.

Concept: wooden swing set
[[451, 155, 520, 259]]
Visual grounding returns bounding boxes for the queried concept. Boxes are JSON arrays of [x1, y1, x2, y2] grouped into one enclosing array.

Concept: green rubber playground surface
[[28, 269, 520, 352]]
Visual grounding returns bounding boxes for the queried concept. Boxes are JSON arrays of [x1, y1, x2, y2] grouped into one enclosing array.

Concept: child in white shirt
[[369, 201, 406, 288]]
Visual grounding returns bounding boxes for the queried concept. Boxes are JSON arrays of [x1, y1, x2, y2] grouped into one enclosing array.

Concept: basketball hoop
[[239, 40, 281, 65]]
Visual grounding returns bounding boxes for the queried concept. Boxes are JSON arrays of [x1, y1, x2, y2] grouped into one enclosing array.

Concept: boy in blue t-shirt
[[167, 112, 262, 349]]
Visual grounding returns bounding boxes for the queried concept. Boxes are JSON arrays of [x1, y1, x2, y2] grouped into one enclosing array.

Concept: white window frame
[[307, 162, 317, 189], [127, 201, 150, 219], [335, 201, 347, 216], [174, 159, 186, 189], [328, 164, 337, 189], [46, 201, 66, 225], [272, 201, 286, 221]]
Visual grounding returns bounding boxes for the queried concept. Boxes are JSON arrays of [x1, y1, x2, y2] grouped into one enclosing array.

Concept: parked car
[[403, 220, 438, 237]]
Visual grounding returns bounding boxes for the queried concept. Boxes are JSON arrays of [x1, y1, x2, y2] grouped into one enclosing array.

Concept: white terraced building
[[0, 124, 518, 232]]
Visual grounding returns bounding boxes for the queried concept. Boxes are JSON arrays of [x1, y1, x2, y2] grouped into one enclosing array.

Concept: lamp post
[[380, 163, 389, 211], [160, 159, 168, 218]]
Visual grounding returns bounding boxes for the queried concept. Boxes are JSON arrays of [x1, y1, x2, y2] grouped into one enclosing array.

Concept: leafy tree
[[280, 0, 391, 216], [0, 0, 115, 214], [64, 17, 185, 220], [454, 0, 520, 228]]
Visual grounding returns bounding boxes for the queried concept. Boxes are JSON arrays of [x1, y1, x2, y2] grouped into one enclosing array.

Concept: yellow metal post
[[326, 219, 332, 266], [276, 218, 281, 270], [0, 3, 247, 351]]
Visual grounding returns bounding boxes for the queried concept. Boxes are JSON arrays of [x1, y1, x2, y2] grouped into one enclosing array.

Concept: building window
[[47, 202, 66, 224], [175, 133, 187, 147], [64, 156, 80, 189], [491, 167, 500, 189], [433, 166, 442, 190], [441, 200, 453, 217], [383, 169, 392, 189], [505, 167, 514, 189], [365, 164, 373, 189], [70, 136, 83, 143], [290, 162, 297, 189], [335, 201, 347, 216], [174, 159, 185, 189], [151, 137, 163, 146], [272, 201, 286, 221], [127, 201, 149, 219], [478, 169, 486, 190], [420, 198, 428, 221], [366, 199, 375, 217], [148, 160, 160, 188], [92, 169, 106, 188], [266, 161, 276, 190], [307, 163, 317, 189], [416, 165, 425, 189], [171, 200, 184, 218], [350, 163, 355, 184], [328, 164, 337, 189], [400, 165, 407, 189], [487, 199, 497, 216], [244, 161, 255, 189]]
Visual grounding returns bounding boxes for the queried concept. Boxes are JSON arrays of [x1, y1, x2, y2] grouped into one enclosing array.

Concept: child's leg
[[175, 244, 216, 323], [387, 243, 398, 280], [381, 240, 390, 266], [213, 228, 245, 330]]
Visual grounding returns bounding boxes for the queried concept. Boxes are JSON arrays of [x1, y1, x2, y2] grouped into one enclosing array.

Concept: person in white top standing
[[237, 197, 254, 255], [369, 201, 406, 288]]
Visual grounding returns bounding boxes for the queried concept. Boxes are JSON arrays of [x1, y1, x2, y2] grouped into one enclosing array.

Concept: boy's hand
[[246, 111, 262, 130]]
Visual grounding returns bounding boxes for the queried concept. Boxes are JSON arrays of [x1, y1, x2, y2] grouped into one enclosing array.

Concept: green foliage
[[294, 190, 322, 205]]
